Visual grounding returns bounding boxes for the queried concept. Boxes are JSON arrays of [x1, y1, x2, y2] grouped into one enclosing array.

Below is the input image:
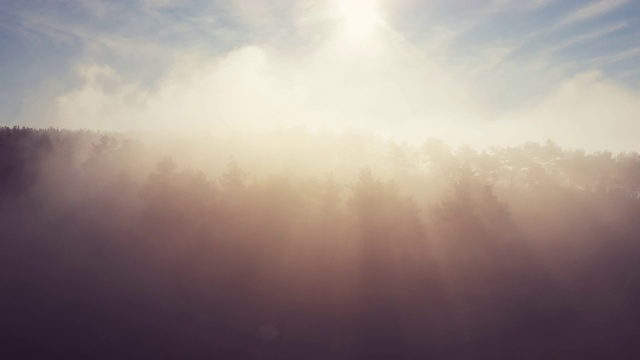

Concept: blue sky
[[1, 0, 640, 150]]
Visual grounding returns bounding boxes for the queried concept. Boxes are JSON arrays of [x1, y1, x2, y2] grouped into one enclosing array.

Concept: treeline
[[1, 126, 639, 359]]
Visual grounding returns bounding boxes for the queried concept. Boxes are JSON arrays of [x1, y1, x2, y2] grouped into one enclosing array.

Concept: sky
[[1, 0, 640, 151]]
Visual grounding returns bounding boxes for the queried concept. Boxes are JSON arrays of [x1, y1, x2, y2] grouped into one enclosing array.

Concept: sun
[[335, 0, 383, 41]]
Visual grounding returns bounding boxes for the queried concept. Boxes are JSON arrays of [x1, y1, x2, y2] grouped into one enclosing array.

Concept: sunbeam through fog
[[1, 0, 640, 359]]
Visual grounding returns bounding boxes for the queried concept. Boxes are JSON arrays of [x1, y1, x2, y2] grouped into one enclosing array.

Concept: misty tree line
[[2, 126, 639, 359]]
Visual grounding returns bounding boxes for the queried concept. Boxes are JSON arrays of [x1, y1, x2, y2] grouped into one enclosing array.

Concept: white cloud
[[54, 23, 486, 143], [45, 0, 640, 152], [492, 71, 640, 151]]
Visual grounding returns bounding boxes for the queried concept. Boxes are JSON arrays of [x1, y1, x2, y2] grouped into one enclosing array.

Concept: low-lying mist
[[2, 126, 639, 359]]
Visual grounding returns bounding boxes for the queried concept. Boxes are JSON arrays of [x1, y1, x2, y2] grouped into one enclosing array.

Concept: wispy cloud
[[524, 0, 553, 11], [545, 22, 626, 55], [479, 0, 554, 16], [582, 46, 640, 67], [558, 0, 628, 27]]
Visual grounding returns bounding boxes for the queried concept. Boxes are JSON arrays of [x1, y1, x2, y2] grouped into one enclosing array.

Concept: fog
[[2, 126, 640, 358], [42, 0, 640, 152], [3, 0, 640, 358]]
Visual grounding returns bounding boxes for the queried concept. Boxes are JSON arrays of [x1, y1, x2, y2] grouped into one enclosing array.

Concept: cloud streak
[[558, 0, 628, 27], [545, 22, 627, 56]]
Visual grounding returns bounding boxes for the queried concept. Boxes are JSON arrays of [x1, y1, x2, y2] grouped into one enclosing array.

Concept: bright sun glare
[[335, 0, 382, 40]]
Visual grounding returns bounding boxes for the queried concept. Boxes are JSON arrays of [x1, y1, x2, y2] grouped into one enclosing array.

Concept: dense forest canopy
[[2, 126, 640, 359]]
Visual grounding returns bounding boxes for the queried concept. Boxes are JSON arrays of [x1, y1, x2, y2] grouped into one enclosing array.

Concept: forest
[[1, 126, 639, 359]]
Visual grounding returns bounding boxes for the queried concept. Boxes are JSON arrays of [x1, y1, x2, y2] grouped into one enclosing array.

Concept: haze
[[2, 1, 640, 359], [2, 0, 640, 150]]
